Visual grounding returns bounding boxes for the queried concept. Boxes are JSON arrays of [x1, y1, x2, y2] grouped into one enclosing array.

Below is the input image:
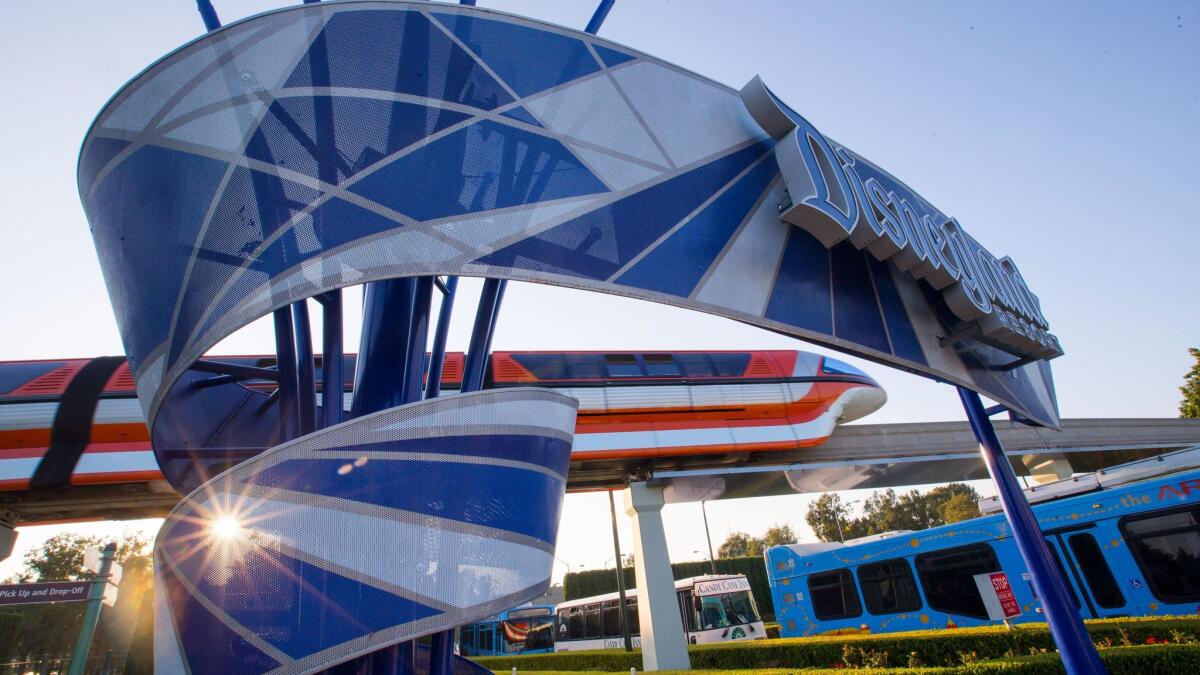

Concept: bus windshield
[[695, 591, 759, 629], [502, 617, 554, 653]]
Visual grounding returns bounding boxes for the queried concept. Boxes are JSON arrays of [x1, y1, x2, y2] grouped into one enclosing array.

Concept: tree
[[761, 524, 797, 549], [939, 493, 982, 523], [805, 493, 853, 543], [717, 532, 762, 558], [1181, 347, 1200, 418], [13, 532, 151, 583]]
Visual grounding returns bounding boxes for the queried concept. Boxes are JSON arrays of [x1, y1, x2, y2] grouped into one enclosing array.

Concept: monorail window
[[821, 357, 868, 377], [604, 354, 642, 378], [511, 354, 570, 380], [643, 354, 681, 377], [1068, 534, 1126, 608], [915, 543, 1000, 619], [674, 353, 715, 377], [565, 355, 606, 379], [808, 568, 862, 620], [1120, 507, 1200, 603], [709, 353, 750, 376], [584, 603, 603, 637], [857, 558, 921, 614]]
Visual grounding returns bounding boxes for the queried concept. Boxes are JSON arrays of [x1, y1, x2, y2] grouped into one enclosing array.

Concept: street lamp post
[[700, 501, 717, 574]]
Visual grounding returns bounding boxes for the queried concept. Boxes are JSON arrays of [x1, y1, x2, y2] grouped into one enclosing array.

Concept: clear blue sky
[[0, 1, 1196, 580]]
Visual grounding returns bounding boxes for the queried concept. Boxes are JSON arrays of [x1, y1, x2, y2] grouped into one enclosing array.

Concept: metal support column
[[66, 543, 116, 675], [958, 388, 1106, 675], [608, 491, 633, 651], [195, 0, 221, 31], [585, 0, 616, 34], [319, 290, 343, 428], [461, 278, 505, 393], [272, 308, 300, 441], [402, 278, 433, 403], [425, 277, 458, 399], [624, 482, 690, 671], [292, 302, 317, 436], [350, 278, 416, 417]]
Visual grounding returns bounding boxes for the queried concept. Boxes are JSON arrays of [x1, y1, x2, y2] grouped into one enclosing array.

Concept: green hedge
[[562, 556, 774, 618], [502, 644, 1200, 673], [474, 615, 1200, 671]]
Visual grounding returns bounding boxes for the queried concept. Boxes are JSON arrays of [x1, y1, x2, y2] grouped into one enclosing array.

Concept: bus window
[[584, 603, 603, 637], [807, 568, 862, 620], [1120, 507, 1200, 603], [1045, 540, 1081, 609], [567, 606, 584, 640], [643, 354, 681, 377], [857, 558, 921, 614], [479, 625, 493, 652], [602, 600, 620, 637], [461, 625, 475, 652], [625, 599, 640, 636], [1068, 533, 1126, 609], [605, 354, 643, 378], [915, 543, 1000, 619]]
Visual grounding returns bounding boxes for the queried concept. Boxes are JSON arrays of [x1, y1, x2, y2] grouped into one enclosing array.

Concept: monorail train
[[553, 575, 766, 651], [766, 447, 1200, 637], [457, 605, 556, 657], [0, 350, 883, 501]]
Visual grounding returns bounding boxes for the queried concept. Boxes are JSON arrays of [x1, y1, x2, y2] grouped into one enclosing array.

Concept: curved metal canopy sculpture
[[77, 2, 1066, 673]]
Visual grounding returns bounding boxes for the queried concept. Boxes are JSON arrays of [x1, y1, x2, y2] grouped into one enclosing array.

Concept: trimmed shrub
[[474, 616, 1200, 671]]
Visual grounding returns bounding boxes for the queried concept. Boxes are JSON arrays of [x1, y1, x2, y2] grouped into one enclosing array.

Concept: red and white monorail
[[0, 350, 884, 495]]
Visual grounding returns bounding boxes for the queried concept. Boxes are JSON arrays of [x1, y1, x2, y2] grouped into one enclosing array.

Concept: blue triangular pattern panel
[[500, 106, 543, 127], [78, 137, 130, 193], [831, 244, 892, 354], [285, 10, 513, 110], [617, 156, 778, 297], [348, 119, 607, 221], [87, 146, 229, 367], [158, 559, 282, 673], [167, 166, 322, 366], [867, 255, 928, 365], [593, 43, 636, 68], [476, 141, 772, 281], [765, 229, 833, 334], [245, 97, 471, 184], [432, 13, 600, 97]]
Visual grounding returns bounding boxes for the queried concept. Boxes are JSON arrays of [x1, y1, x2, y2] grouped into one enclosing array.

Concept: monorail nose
[[838, 381, 887, 422]]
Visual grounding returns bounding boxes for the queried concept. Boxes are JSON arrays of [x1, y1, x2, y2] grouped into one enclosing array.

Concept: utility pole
[[700, 501, 717, 574], [68, 542, 116, 675], [831, 510, 845, 543], [608, 491, 632, 651]]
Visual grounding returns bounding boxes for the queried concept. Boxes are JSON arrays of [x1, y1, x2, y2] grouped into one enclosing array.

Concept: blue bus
[[458, 605, 556, 656], [766, 448, 1200, 637]]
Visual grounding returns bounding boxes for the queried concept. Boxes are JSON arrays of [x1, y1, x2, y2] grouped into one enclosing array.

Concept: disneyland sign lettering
[[740, 77, 1062, 361]]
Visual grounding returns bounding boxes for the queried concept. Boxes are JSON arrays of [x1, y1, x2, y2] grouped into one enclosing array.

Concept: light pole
[[700, 501, 717, 574]]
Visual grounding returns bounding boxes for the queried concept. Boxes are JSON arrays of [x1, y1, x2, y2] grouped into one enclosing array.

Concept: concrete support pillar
[[623, 482, 690, 672], [0, 523, 16, 563]]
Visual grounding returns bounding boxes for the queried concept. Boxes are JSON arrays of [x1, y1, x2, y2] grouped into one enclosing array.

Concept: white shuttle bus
[[554, 575, 766, 651]]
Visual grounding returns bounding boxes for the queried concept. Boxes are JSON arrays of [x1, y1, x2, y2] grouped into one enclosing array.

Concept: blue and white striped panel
[[154, 388, 576, 674]]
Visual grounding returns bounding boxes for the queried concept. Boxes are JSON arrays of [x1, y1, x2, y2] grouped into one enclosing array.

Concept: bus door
[[1043, 532, 1097, 619], [1060, 531, 1128, 616]]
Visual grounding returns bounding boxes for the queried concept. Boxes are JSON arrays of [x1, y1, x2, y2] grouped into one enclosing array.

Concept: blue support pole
[[273, 308, 299, 441], [402, 278, 434, 403], [350, 278, 416, 418], [425, 277, 458, 399], [196, 0, 221, 31], [958, 388, 1106, 674], [461, 278, 505, 393], [292, 302, 317, 436], [319, 291, 344, 428], [585, 0, 616, 34]]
